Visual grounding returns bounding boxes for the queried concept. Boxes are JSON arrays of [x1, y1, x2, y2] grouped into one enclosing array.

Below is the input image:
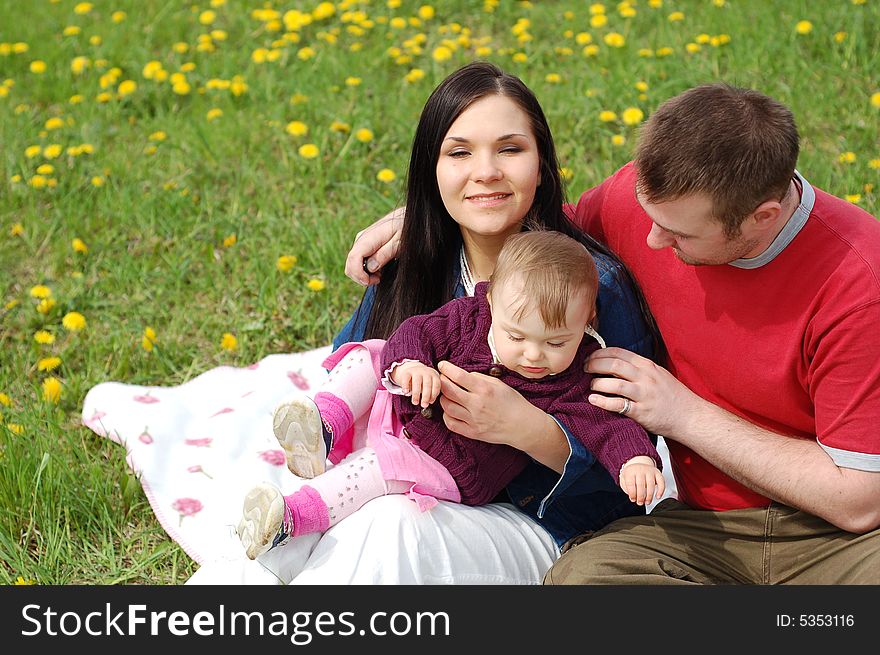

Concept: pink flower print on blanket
[[184, 438, 213, 447], [287, 370, 310, 390], [171, 497, 203, 526], [187, 464, 213, 479], [138, 430, 153, 444], [208, 407, 234, 418], [259, 450, 286, 466], [133, 394, 160, 404]]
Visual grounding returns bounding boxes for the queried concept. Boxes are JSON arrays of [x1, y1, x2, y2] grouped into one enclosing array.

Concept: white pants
[[186, 497, 560, 585]]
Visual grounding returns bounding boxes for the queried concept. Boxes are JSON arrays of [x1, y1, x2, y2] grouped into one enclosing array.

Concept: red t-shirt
[[571, 162, 880, 511]]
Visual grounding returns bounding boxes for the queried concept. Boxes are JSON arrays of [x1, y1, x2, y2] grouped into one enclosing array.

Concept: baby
[[238, 230, 663, 559]]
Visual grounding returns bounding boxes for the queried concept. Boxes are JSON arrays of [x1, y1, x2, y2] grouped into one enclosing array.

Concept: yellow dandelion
[[205, 107, 223, 121], [62, 311, 87, 331], [418, 5, 435, 20], [221, 233, 237, 248], [589, 15, 607, 28], [220, 332, 238, 351], [96, 92, 113, 103], [74, 2, 93, 14], [377, 168, 396, 183], [286, 121, 308, 136], [306, 278, 326, 291], [112, 11, 127, 22], [870, 92, 880, 109], [63, 26, 82, 36], [30, 60, 47, 74], [621, 107, 644, 126], [89, 35, 102, 46], [43, 144, 62, 159], [405, 68, 426, 83], [845, 194, 861, 203], [199, 10, 216, 25], [72, 237, 88, 254], [36, 164, 54, 175], [432, 46, 453, 62], [148, 131, 167, 142], [345, 76, 362, 87], [330, 120, 351, 133], [70, 56, 90, 75], [834, 32, 848, 43], [30, 285, 52, 299], [604, 33, 625, 48], [34, 330, 55, 345], [42, 376, 62, 403], [7, 424, 24, 435], [172, 80, 191, 95], [575, 33, 592, 45], [91, 176, 105, 187], [545, 73, 562, 84], [686, 42, 701, 54], [0, 393, 9, 406], [795, 20, 813, 35], [38, 356, 62, 372], [277, 255, 298, 272], [45, 117, 64, 131], [512, 52, 529, 63], [25, 145, 41, 158], [355, 128, 374, 143], [142, 326, 157, 351], [656, 47, 674, 57], [868, 159, 880, 170], [559, 167, 574, 181], [29, 175, 48, 189], [297, 47, 316, 61], [37, 298, 56, 314], [668, 11, 684, 21], [599, 110, 617, 122], [118, 80, 137, 97], [612, 134, 626, 146], [838, 151, 856, 164], [298, 144, 319, 159]]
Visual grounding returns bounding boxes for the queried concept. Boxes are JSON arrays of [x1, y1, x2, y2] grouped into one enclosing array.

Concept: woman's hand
[[437, 361, 569, 472], [344, 207, 405, 285]]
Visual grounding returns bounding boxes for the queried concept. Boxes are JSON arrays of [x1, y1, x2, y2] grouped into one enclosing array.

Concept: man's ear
[[747, 198, 785, 234]]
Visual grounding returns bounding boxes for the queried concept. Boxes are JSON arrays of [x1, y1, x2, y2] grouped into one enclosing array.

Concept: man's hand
[[586, 347, 702, 436], [618, 456, 666, 506], [391, 361, 441, 408], [344, 207, 405, 286]]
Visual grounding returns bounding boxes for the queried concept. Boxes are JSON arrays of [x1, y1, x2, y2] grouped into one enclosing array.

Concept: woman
[[189, 61, 663, 585]]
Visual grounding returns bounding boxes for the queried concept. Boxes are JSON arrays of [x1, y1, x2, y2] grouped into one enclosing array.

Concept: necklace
[[459, 246, 477, 297]]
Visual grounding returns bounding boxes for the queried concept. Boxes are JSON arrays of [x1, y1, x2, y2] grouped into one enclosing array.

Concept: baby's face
[[488, 279, 595, 379]]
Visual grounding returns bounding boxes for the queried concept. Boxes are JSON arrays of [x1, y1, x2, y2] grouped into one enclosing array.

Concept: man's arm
[[344, 207, 405, 285], [587, 347, 880, 534]]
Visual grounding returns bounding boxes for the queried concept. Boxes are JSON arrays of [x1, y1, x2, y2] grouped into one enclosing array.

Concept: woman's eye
[[447, 150, 469, 158], [500, 146, 522, 154]]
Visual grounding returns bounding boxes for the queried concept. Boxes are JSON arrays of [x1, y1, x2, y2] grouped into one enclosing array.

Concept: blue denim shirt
[[333, 252, 655, 546]]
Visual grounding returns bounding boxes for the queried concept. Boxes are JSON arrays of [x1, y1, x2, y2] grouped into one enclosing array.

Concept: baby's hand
[[619, 457, 666, 506], [391, 362, 441, 408]]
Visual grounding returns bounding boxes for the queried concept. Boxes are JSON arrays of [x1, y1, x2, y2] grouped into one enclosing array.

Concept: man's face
[[636, 190, 761, 266]]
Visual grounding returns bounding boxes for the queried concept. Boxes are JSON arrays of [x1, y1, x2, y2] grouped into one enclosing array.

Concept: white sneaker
[[237, 483, 293, 560], [272, 396, 327, 479]]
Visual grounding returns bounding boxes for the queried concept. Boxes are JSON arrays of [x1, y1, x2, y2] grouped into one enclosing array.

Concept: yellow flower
[[89, 35, 102, 46], [30, 285, 52, 299], [25, 145, 41, 158], [589, 15, 607, 28], [199, 10, 216, 25], [355, 128, 374, 143], [611, 134, 626, 146], [173, 42, 189, 54], [871, 92, 880, 109], [62, 311, 87, 331], [656, 46, 674, 57], [795, 20, 813, 35], [345, 76, 362, 86], [330, 120, 351, 133], [7, 424, 24, 435], [868, 159, 880, 170], [604, 33, 625, 48], [599, 110, 617, 122], [621, 107, 644, 125], [512, 52, 529, 63], [63, 26, 82, 36], [432, 46, 453, 62], [38, 356, 62, 372], [405, 68, 426, 83], [297, 47, 316, 61], [43, 144, 62, 159], [112, 11, 127, 22], [589, 3, 606, 14], [545, 73, 562, 84], [286, 121, 308, 136], [142, 326, 157, 351], [298, 144, 319, 159], [575, 32, 592, 45], [30, 60, 47, 74], [30, 175, 47, 189], [149, 131, 167, 142], [72, 237, 88, 254], [377, 168, 396, 183], [220, 332, 238, 351], [0, 393, 10, 406], [222, 233, 237, 248], [74, 2, 93, 14], [118, 80, 137, 97], [686, 42, 701, 54], [42, 376, 62, 403], [845, 194, 861, 204], [34, 330, 55, 344], [834, 32, 848, 43], [37, 298, 56, 314], [70, 56, 90, 75], [172, 80, 191, 95], [306, 278, 326, 291], [418, 5, 435, 20], [36, 163, 54, 175], [96, 92, 113, 103], [277, 255, 298, 271], [206, 108, 223, 121], [559, 167, 574, 181], [838, 151, 856, 164], [668, 11, 684, 21], [91, 176, 105, 187]]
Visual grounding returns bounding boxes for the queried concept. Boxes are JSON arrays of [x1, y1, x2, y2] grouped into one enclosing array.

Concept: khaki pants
[[544, 499, 880, 584]]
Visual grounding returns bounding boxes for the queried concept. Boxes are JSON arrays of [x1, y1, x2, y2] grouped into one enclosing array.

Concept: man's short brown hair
[[488, 230, 598, 329], [635, 83, 799, 236]]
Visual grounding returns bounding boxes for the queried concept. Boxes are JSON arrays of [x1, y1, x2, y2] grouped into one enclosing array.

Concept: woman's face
[[435, 94, 541, 246]]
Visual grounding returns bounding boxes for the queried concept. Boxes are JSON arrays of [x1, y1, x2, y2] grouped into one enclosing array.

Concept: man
[[348, 83, 880, 583]]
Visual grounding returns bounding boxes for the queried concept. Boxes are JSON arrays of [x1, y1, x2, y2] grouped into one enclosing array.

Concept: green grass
[[1, 0, 878, 584]]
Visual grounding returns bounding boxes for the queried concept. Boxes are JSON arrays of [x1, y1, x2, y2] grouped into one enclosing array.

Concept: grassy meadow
[[1, 0, 878, 584]]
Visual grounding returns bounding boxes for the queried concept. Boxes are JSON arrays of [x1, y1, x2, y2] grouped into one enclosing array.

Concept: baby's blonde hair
[[487, 230, 598, 329]]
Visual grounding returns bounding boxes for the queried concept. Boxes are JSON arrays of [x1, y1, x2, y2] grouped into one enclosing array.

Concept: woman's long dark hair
[[362, 61, 662, 361]]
